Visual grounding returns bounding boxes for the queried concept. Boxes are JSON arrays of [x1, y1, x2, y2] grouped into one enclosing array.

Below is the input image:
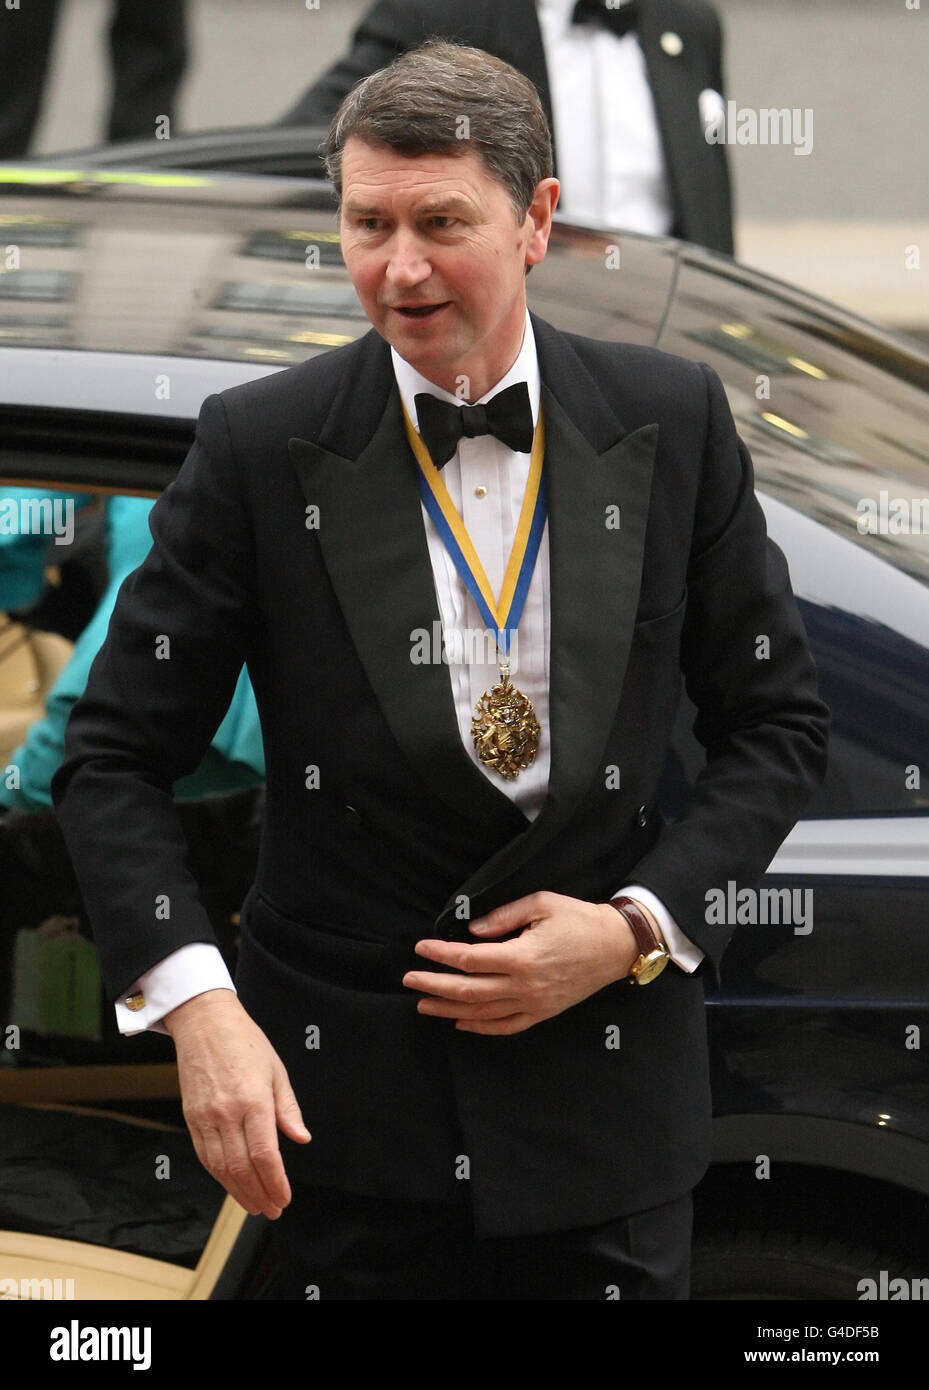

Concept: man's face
[[339, 137, 558, 401]]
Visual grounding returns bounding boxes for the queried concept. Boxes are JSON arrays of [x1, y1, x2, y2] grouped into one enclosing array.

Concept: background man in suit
[[0, 0, 187, 159], [53, 41, 826, 1300], [280, 0, 734, 254]]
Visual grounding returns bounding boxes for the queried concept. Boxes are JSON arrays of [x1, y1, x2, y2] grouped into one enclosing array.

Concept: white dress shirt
[[115, 313, 700, 1036], [537, 0, 673, 234]]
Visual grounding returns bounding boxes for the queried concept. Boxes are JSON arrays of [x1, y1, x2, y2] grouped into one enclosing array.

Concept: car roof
[[1, 164, 926, 392], [2, 166, 928, 592]]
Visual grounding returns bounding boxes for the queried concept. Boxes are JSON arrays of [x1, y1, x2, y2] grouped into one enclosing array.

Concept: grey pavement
[[23, 0, 929, 334]]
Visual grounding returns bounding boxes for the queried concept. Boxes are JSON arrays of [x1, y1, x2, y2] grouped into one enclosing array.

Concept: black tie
[[414, 382, 534, 466], [572, 0, 639, 40]]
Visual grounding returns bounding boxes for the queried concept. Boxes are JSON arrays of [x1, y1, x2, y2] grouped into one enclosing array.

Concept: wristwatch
[[608, 895, 670, 985]]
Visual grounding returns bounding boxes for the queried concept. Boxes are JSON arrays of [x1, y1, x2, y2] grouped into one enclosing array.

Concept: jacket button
[[636, 805, 649, 828]]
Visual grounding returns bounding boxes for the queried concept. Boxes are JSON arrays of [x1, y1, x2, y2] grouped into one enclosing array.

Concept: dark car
[[38, 124, 333, 182], [0, 162, 927, 1301]]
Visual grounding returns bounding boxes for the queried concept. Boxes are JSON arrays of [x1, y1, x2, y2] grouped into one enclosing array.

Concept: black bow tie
[[414, 382, 534, 466], [572, 0, 639, 39]]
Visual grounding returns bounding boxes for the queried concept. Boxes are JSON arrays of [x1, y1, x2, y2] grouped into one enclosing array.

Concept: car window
[[1, 481, 260, 1273], [657, 260, 929, 820]]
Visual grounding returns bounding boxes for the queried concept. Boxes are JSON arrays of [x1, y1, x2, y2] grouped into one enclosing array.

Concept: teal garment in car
[[1, 495, 265, 811]]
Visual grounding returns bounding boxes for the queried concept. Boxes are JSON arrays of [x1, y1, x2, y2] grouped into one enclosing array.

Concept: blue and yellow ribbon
[[403, 402, 546, 658]]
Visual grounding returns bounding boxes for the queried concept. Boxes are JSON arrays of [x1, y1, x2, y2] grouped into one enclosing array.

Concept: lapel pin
[[660, 31, 684, 57]]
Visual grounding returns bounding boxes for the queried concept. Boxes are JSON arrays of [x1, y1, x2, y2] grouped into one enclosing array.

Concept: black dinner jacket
[[52, 316, 827, 1237], [280, 0, 734, 254]]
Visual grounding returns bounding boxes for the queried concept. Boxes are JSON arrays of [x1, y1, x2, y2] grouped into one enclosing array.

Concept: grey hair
[[323, 39, 553, 219]]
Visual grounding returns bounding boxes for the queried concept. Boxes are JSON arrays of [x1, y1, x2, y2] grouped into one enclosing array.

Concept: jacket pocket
[[248, 888, 401, 992], [632, 589, 687, 644]]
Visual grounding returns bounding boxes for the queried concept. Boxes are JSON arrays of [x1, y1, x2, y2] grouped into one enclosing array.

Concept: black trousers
[[266, 1185, 692, 1301], [0, 0, 186, 158]]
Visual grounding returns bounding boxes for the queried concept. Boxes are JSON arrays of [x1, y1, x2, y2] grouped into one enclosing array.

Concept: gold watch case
[[628, 945, 670, 986]]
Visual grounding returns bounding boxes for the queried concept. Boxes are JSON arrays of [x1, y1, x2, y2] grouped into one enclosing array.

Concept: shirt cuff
[[612, 884, 705, 974], [115, 943, 236, 1036]]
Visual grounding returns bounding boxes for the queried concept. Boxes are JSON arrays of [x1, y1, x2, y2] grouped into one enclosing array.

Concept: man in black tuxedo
[[280, 0, 734, 254], [53, 41, 826, 1300]]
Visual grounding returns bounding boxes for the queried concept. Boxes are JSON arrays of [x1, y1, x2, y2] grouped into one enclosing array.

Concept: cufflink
[[124, 992, 145, 1012], [660, 31, 684, 57]]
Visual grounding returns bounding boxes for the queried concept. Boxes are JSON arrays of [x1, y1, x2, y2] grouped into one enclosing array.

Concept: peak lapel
[[436, 324, 659, 921], [288, 378, 527, 841]]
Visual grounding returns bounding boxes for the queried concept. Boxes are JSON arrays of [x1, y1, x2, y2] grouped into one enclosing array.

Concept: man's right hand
[[163, 989, 310, 1218]]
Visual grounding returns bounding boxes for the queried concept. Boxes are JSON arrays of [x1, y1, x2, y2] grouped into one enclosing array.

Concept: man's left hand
[[403, 891, 643, 1035]]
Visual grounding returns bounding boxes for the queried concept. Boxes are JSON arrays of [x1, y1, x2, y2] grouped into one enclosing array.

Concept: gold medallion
[[471, 661, 540, 780]]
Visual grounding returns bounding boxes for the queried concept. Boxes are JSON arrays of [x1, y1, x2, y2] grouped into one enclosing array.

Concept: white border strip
[[767, 817, 929, 877]]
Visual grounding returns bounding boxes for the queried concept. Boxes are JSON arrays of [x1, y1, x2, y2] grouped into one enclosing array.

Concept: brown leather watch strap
[[608, 895, 662, 955]]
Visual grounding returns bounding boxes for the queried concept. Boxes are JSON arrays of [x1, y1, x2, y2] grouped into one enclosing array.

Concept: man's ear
[[525, 177, 560, 268]]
